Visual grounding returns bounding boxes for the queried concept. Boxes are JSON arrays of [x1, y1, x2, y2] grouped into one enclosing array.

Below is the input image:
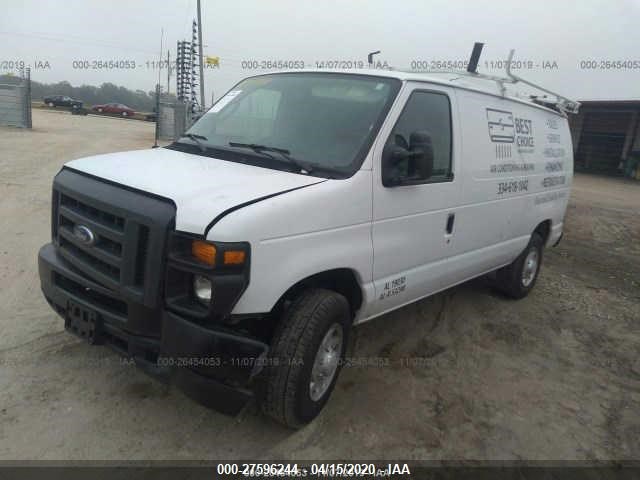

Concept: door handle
[[445, 213, 455, 235]]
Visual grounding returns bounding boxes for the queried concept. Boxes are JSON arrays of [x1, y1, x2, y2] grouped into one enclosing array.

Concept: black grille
[[55, 191, 131, 287], [59, 236, 120, 280], [134, 225, 150, 286], [52, 168, 176, 310], [60, 193, 125, 231]]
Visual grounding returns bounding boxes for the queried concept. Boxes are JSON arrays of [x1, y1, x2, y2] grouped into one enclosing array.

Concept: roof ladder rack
[[410, 45, 581, 115], [503, 49, 580, 114]]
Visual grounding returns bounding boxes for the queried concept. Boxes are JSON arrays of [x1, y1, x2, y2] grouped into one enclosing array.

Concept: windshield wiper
[[180, 133, 209, 152], [228, 142, 314, 174]]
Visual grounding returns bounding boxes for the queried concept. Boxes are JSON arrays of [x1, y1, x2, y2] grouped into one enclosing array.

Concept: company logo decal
[[486, 108, 515, 143]]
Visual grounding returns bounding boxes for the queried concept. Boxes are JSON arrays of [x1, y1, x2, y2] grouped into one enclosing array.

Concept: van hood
[[65, 147, 325, 234]]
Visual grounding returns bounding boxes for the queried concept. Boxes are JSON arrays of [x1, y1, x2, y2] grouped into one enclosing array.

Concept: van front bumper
[[38, 242, 268, 415]]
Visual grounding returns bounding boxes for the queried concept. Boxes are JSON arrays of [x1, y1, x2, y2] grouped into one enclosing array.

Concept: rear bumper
[[38, 242, 268, 415]]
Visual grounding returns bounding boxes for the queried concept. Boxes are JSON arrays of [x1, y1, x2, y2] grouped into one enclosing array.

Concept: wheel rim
[[522, 249, 539, 287], [309, 323, 343, 402]]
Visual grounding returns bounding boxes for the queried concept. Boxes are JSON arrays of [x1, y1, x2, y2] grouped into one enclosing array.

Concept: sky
[[2, 0, 640, 106]]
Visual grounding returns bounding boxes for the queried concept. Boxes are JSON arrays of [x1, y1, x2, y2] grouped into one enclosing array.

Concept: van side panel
[[212, 87, 573, 320], [449, 90, 572, 279]]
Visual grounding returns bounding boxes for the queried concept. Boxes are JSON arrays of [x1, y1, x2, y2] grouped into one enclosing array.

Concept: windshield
[[174, 73, 400, 178]]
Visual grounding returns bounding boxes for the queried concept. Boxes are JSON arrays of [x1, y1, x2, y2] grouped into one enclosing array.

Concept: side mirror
[[409, 131, 434, 180], [382, 143, 409, 187], [382, 130, 434, 187]]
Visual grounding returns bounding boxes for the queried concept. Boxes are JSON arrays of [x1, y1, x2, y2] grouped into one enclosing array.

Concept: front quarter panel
[[207, 170, 374, 316]]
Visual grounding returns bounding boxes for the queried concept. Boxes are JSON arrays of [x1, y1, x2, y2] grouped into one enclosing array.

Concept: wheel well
[[534, 220, 552, 245], [274, 268, 363, 318], [229, 269, 363, 344]]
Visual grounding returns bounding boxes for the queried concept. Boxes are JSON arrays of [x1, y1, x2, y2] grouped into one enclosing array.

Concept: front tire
[[261, 288, 351, 428], [496, 232, 544, 299], [47, 102, 54, 107]]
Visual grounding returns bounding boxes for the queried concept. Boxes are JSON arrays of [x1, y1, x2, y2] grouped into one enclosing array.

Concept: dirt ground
[[0, 110, 639, 460]]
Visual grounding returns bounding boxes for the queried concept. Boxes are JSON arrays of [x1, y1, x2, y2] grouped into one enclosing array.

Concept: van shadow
[[182, 276, 499, 455], [103, 275, 500, 459]]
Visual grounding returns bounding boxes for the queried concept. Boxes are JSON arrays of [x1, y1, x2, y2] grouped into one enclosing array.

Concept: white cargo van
[[39, 67, 576, 427]]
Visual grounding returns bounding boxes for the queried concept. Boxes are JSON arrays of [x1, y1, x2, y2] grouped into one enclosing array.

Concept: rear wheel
[[261, 288, 350, 428], [47, 102, 54, 107], [496, 232, 544, 299], [121, 111, 128, 117], [97, 108, 103, 113]]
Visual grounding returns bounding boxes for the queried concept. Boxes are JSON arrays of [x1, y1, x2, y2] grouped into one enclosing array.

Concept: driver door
[[368, 83, 462, 317]]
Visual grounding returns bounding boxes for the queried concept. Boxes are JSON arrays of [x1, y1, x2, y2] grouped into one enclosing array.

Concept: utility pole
[[197, 0, 205, 110], [167, 50, 171, 94], [158, 28, 164, 90], [154, 28, 164, 148]]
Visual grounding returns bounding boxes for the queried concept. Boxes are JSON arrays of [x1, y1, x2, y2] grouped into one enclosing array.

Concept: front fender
[[234, 223, 373, 315], [207, 170, 374, 316]]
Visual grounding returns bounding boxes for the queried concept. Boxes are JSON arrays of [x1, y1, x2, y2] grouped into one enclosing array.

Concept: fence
[[156, 92, 197, 140], [0, 69, 32, 128], [157, 99, 189, 141]]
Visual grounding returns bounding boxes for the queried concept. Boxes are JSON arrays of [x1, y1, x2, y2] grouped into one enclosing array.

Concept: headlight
[[166, 233, 251, 321], [193, 275, 213, 305]]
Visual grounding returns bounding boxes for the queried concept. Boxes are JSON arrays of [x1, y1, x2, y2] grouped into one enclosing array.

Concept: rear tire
[[122, 111, 128, 117], [260, 288, 351, 428], [496, 232, 544, 299], [97, 108, 103, 113], [47, 102, 54, 107]]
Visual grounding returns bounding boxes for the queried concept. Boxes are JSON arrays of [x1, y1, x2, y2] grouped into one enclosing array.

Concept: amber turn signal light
[[223, 250, 246, 265], [192, 240, 217, 266]]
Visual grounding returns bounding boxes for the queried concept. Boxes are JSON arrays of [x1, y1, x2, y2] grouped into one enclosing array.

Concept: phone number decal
[[497, 179, 529, 195]]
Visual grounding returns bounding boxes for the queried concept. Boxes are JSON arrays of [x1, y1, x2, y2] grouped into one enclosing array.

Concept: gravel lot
[[1, 110, 639, 460]]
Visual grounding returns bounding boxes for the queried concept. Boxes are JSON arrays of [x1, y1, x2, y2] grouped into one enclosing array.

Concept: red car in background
[[92, 103, 136, 117]]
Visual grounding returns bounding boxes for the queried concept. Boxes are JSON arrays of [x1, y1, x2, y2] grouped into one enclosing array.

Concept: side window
[[382, 90, 452, 186]]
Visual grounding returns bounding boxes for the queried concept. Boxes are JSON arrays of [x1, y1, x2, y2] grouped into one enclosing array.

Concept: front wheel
[[121, 111, 128, 116], [260, 288, 351, 428], [496, 232, 544, 299], [47, 102, 54, 107]]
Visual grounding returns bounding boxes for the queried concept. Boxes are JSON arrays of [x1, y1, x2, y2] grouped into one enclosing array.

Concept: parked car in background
[[43, 95, 83, 109], [91, 103, 136, 116]]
